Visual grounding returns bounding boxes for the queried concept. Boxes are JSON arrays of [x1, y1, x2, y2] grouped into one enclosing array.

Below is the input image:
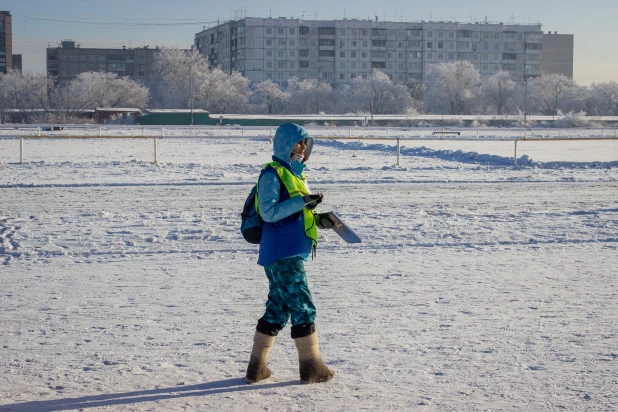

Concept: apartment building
[[542, 31, 574, 78], [46, 40, 168, 85], [0, 11, 13, 73], [195, 17, 547, 85]]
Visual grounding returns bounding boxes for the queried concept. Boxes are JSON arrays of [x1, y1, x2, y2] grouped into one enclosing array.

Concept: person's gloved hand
[[315, 212, 335, 229], [302, 193, 323, 211]]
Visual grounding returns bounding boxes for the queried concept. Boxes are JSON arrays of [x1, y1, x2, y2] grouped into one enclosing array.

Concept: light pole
[[523, 69, 529, 125], [189, 63, 194, 125]]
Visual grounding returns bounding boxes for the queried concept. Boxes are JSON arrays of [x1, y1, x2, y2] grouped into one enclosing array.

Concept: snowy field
[[1, 127, 617, 411]]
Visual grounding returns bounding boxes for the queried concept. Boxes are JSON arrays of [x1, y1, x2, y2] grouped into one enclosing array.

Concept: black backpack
[[240, 169, 283, 244], [240, 184, 262, 244]]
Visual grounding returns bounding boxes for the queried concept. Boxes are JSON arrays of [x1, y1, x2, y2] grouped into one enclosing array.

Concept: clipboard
[[326, 212, 362, 243]]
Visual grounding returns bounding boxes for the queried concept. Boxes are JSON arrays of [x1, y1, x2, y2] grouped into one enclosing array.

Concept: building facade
[[195, 17, 547, 85], [46, 40, 165, 85], [542, 32, 574, 78], [0, 11, 13, 73]]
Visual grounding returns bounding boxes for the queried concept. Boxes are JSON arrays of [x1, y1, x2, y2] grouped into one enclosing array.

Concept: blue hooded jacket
[[257, 123, 315, 267]]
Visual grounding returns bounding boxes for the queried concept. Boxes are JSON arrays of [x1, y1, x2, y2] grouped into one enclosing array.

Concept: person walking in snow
[[245, 123, 336, 385]]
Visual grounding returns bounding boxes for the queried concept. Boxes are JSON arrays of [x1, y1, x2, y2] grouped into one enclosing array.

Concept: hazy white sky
[[4, 0, 618, 85]]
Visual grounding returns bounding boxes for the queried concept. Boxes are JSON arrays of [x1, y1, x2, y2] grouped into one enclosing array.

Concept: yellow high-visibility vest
[[257, 161, 318, 247]]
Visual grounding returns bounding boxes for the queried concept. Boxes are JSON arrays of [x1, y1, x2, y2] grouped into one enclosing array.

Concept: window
[[266, 61, 273, 68], [278, 61, 285, 68], [339, 29, 346, 36], [340, 73, 345, 80], [289, 50, 296, 57], [350, 29, 357, 36], [458, 30, 472, 38], [299, 26, 309, 35], [363, 40, 368, 47], [297, 49, 308, 58], [318, 27, 336, 36], [438, 31, 444, 39], [525, 43, 542, 50], [266, 39, 273, 46], [408, 40, 421, 47], [362, 52, 368, 58], [351, 51, 357, 58], [299, 61, 309, 68], [407, 29, 421, 37], [340, 51, 345, 57], [289, 61, 295, 68], [351, 40, 357, 47], [138, 71, 145, 76], [458, 42, 470, 48], [372, 62, 386, 68], [277, 50, 284, 57], [427, 53, 433, 59], [398, 42, 404, 48], [408, 51, 421, 58], [361, 29, 369, 36], [427, 31, 433, 38], [438, 42, 444, 49], [371, 51, 385, 58], [351, 62, 357, 69], [340, 40, 345, 47], [266, 28, 273, 34], [319, 50, 335, 57], [290, 28, 295, 35], [277, 28, 285, 35], [503, 53, 516, 60], [449, 43, 455, 50], [427, 42, 433, 48], [290, 40, 295, 46], [319, 39, 335, 46], [267, 50, 273, 57], [277, 39, 286, 46], [372, 29, 386, 36], [266, 72, 273, 79], [340, 62, 345, 68], [361, 62, 367, 68], [372, 40, 386, 47], [138, 64, 145, 69]]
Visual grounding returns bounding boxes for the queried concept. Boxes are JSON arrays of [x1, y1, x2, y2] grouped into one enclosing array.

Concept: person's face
[[292, 138, 307, 157]]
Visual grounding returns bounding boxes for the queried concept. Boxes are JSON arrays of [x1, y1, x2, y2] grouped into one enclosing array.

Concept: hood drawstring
[[312, 245, 316, 260]]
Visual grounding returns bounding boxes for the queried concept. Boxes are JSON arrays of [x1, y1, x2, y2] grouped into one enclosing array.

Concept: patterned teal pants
[[262, 256, 316, 327]]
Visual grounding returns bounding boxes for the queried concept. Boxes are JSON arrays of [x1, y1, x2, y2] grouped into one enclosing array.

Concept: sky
[[3, 0, 618, 86]]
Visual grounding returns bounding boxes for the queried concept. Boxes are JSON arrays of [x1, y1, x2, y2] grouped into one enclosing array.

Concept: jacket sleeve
[[258, 171, 305, 223]]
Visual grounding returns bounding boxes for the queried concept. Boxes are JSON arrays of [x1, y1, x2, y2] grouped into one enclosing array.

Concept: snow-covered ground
[[1, 127, 617, 411]]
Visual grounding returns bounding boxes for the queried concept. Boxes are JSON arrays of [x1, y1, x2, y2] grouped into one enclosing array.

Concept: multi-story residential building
[[542, 31, 574, 78], [195, 17, 548, 85], [46, 40, 170, 85], [0, 11, 13, 74]]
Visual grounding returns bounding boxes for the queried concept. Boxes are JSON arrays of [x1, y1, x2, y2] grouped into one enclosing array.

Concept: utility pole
[[523, 70, 528, 125], [189, 63, 194, 125]]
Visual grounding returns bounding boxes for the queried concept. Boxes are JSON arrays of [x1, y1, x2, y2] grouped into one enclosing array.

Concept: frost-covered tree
[[154, 48, 206, 109], [286, 77, 333, 114], [582, 81, 618, 116], [480, 70, 516, 115], [0, 70, 52, 122], [49, 72, 148, 119], [425, 61, 481, 115], [154, 48, 249, 113], [252, 79, 291, 114], [529, 73, 577, 116], [195, 68, 249, 113], [335, 70, 414, 115]]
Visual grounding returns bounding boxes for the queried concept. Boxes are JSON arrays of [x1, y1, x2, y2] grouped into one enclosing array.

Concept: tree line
[[1, 49, 618, 123]]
